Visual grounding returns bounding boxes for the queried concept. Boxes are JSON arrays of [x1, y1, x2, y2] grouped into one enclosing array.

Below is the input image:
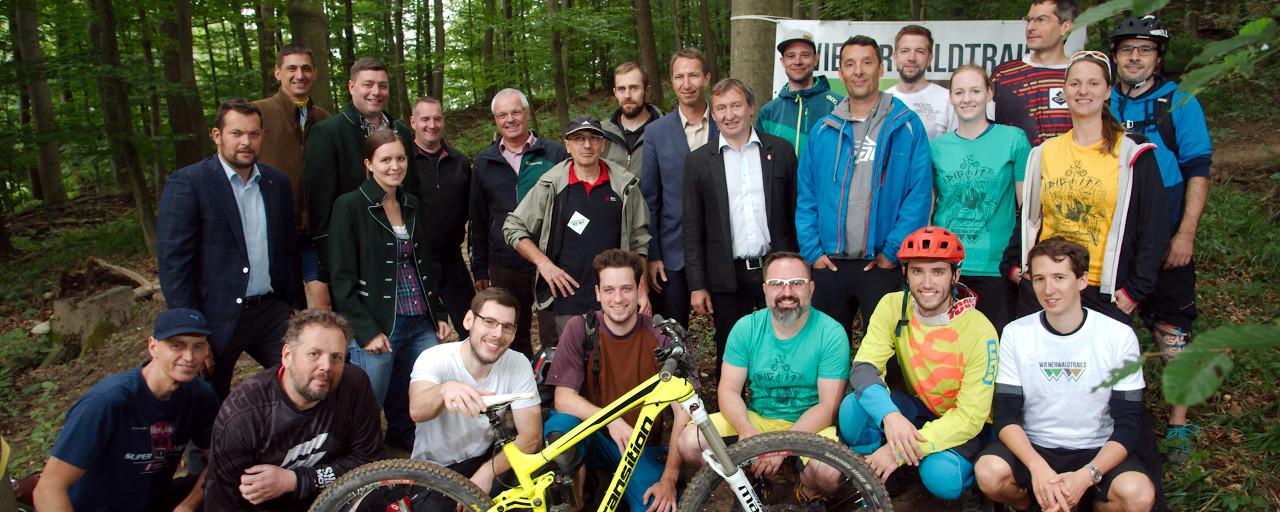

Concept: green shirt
[[930, 124, 1030, 277], [724, 308, 850, 422]]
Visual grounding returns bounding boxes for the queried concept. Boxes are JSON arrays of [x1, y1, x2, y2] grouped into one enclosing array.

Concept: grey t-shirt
[[842, 93, 893, 259]]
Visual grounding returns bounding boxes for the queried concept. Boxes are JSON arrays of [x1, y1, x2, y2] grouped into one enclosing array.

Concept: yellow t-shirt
[[1038, 131, 1120, 286]]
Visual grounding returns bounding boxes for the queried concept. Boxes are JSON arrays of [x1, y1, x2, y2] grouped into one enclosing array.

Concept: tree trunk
[[234, 14, 253, 70], [138, 8, 168, 198], [257, 0, 277, 97], [546, 0, 571, 128], [501, 0, 513, 63], [19, 82, 42, 201], [161, 0, 212, 169], [432, 0, 445, 100], [286, 0, 334, 112], [671, 0, 683, 49], [909, 0, 922, 20], [0, 213, 15, 259], [698, 0, 719, 82], [340, 0, 354, 75], [88, 0, 158, 254], [482, 0, 497, 100], [730, 0, 789, 104], [809, 0, 820, 19], [634, 0, 664, 106], [14, 0, 69, 205], [202, 16, 220, 101], [415, 0, 429, 98]]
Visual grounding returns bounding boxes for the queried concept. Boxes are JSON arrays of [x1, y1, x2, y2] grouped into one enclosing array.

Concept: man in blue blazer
[[158, 98, 306, 398], [641, 48, 720, 328]]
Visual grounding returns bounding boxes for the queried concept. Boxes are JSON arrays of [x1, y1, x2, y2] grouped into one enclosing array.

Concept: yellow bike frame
[[484, 371, 697, 512]]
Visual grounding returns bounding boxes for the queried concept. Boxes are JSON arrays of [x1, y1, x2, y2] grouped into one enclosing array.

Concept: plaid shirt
[[394, 237, 427, 316]]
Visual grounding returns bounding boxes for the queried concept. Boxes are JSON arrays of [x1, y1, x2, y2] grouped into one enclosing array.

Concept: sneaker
[[1165, 423, 1201, 465]]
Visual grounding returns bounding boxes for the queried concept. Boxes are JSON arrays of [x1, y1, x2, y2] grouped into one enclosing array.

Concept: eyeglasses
[[473, 311, 517, 334], [764, 278, 810, 289], [494, 108, 526, 121], [1021, 14, 1057, 25], [566, 134, 604, 144], [1116, 45, 1158, 57]]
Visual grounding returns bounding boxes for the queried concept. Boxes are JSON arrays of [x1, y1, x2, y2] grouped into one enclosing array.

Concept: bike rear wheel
[[309, 458, 494, 512], [679, 431, 892, 512]]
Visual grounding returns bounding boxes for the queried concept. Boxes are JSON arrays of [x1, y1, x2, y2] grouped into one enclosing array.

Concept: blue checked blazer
[[157, 156, 305, 350]]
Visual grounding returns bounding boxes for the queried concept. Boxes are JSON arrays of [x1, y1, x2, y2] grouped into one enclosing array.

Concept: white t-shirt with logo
[[996, 309, 1145, 450], [887, 82, 959, 140], [409, 341, 539, 465]]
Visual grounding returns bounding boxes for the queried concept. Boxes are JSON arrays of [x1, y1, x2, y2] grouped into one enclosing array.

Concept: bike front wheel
[[309, 458, 494, 512], [679, 431, 892, 512]]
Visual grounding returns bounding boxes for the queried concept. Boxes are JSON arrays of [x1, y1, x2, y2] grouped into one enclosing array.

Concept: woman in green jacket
[[329, 128, 451, 450]]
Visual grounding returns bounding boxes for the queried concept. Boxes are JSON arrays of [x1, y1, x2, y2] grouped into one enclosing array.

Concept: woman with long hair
[[1003, 51, 1169, 324], [930, 64, 1031, 332], [329, 128, 451, 451]]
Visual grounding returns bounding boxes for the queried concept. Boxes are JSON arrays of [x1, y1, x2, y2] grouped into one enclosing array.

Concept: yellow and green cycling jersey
[[852, 291, 999, 455]]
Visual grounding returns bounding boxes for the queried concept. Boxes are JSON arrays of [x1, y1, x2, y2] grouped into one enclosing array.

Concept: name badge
[[568, 211, 590, 235]]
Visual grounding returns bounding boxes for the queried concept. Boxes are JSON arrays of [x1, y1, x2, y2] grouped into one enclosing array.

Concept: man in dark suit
[[684, 79, 798, 371], [641, 48, 720, 329], [158, 98, 306, 398]]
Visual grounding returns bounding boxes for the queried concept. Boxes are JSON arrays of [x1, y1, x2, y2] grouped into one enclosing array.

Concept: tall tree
[[910, 0, 923, 20], [88, 0, 158, 253], [431, 0, 445, 99], [11, 19, 42, 202], [810, 0, 821, 19], [634, 0, 665, 106], [415, 0, 429, 97], [257, 0, 277, 97], [233, 13, 254, 71], [547, 0, 570, 128], [14, 0, 69, 205], [394, 0, 411, 116], [698, 0, 719, 82], [286, 0, 334, 111], [0, 214, 14, 258], [138, 8, 168, 197], [671, 0, 683, 49], [161, 0, 212, 169], [481, 0, 498, 100], [730, 0, 788, 104]]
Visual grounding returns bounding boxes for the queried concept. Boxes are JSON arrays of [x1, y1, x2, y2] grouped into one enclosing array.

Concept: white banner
[[771, 20, 1088, 95]]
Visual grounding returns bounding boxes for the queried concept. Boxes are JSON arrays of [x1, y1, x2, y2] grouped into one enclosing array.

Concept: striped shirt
[[992, 56, 1071, 146]]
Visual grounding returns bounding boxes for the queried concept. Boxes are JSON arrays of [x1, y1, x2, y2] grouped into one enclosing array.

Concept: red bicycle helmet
[[899, 226, 965, 264]]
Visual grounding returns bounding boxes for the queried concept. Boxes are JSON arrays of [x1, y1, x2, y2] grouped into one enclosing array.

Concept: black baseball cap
[[153, 308, 212, 340], [563, 115, 605, 137]]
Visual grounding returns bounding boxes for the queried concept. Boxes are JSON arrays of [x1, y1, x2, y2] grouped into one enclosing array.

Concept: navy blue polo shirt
[[552, 161, 622, 315]]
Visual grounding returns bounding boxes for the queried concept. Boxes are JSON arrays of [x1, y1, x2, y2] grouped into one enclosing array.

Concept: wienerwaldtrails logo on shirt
[[1039, 361, 1086, 382]]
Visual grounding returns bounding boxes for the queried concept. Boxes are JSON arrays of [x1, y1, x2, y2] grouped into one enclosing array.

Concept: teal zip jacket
[[756, 76, 844, 156], [796, 95, 933, 265]]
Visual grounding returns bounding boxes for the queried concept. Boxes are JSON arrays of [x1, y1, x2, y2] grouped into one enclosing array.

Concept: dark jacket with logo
[[328, 179, 448, 344], [468, 133, 568, 280], [304, 103, 414, 282]]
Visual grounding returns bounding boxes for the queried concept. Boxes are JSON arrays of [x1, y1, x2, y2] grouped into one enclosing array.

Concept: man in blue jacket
[[641, 48, 720, 329], [1109, 14, 1213, 466], [795, 35, 933, 339]]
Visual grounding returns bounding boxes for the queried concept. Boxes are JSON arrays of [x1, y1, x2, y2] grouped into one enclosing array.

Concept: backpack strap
[[581, 311, 601, 395], [1152, 90, 1179, 157]]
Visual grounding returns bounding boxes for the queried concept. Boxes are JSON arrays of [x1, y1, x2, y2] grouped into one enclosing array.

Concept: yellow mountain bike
[[310, 318, 891, 511]]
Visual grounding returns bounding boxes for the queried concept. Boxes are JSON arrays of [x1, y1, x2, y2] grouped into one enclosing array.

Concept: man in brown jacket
[[253, 44, 332, 308]]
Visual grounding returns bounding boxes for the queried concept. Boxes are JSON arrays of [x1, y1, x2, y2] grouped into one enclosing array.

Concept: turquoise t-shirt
[[929, 124, 1031, 277], [723, 308, 850, 422]]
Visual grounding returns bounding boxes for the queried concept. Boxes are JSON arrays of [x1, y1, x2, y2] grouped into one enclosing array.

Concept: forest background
[[0, 0, 1277, 509]]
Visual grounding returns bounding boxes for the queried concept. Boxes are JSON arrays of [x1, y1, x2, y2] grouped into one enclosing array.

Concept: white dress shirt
[[720, 130, 771, 259]]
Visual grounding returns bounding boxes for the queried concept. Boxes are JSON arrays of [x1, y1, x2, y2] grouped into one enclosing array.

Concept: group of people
[[29, 0, 1213, 510]]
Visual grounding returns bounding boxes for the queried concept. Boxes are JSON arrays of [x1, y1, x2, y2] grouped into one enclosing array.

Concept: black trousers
[[488, 265, 536, 358], [439, 252, 477, 340], [650, 267, 690, 328], [210, 294, 292, 398], [708, 262, 766, 372], [810, 261, 902, 338], [962, 275, 1019, 335]]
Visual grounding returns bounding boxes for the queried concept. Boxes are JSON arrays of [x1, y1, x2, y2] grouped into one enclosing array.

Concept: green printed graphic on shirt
[[930, 125, 1030, 277]]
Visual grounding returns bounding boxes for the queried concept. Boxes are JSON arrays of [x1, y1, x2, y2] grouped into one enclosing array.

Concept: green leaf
[[1193, 324, 1280, 351], [1070, 0, 1171, 35], [1177, 62, 1227, 98], [1092, 356, 1146, 393], [1188, 22, 1278, 67], [1238, 16, 1276, 37], [1162, 350, 1234, 406]]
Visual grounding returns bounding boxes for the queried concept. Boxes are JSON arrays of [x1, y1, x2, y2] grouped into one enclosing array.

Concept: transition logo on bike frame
[[605, 415, 655, 510]]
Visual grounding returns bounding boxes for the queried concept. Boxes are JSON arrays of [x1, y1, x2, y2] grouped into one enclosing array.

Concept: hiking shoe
[[1165, 423, 1201, 465]]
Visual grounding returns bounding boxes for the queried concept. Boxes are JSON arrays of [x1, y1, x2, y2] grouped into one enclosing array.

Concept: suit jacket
[[683, 132, 798, 293], [640, 107, 719, 270], [157, 156, 305, 350], [252, 90, 331, 234]]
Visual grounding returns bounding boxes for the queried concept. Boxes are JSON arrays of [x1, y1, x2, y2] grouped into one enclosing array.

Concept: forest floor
[[1, 99, 1278, 510]]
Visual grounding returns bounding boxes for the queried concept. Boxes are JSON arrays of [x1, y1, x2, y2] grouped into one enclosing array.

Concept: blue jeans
[[838, 390, 981, 501], [349, 314, 439, 446], [543, 412, 669, 510], [300, 246, 319, 282]]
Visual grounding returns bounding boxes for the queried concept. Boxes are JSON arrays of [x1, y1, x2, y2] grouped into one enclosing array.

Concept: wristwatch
[[1083, 463, 1103, 484]]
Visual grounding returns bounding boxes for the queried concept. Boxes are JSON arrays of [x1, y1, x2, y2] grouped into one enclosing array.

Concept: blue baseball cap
[[153, 308, 212, 340]]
